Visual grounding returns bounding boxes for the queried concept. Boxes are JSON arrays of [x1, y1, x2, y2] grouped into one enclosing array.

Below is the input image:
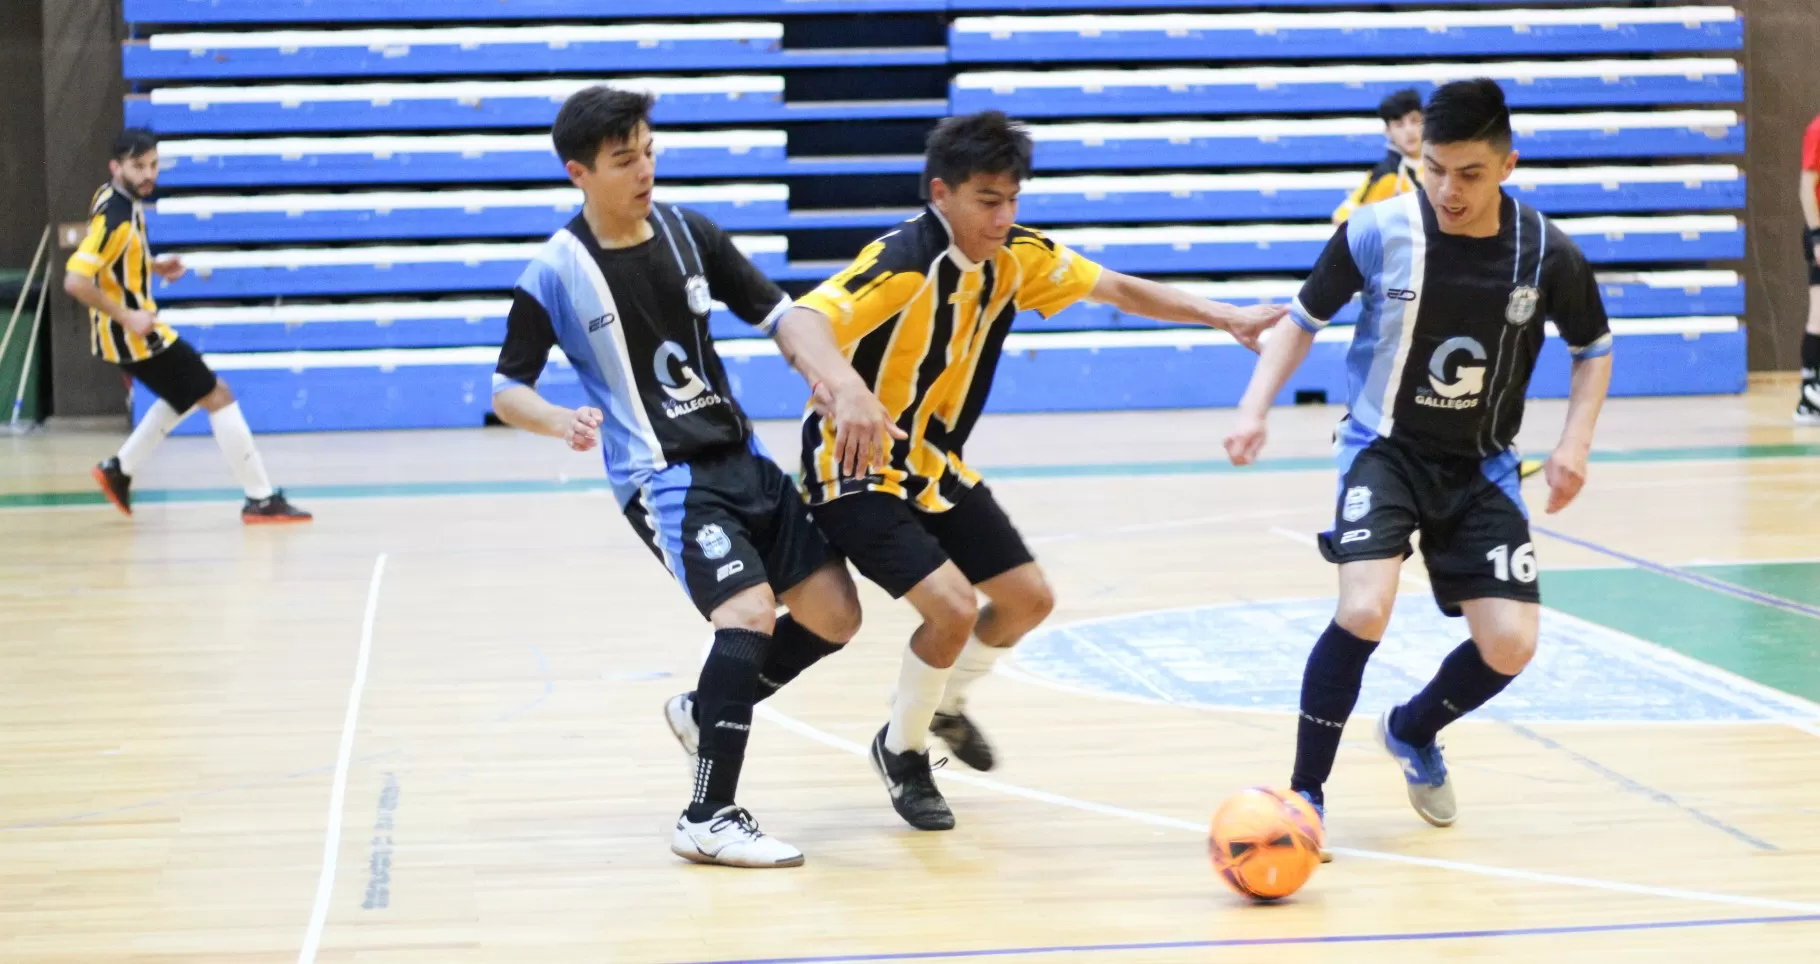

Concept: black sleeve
[[1544, 232, 1613, 360], [1292, 223, 1366, 332], [493, 288, 557, 391], [682, 208, 791, 332]]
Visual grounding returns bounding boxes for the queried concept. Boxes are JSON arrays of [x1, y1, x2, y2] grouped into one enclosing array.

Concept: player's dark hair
[[111, 128, 158, 161], [922, 110, 1033, 200], [552, 86, 656, 169], [1423, 79, 1513, 153], [1377, 88, 1424, 124]]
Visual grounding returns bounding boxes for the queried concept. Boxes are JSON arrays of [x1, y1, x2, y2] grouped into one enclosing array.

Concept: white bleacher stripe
[[1595, 270, 1740, 289], [153, 184, 788, 215], [148, 23, 783, 51], [1049, 216, 1738, 248], [157, 130, 786, 159], [172, 235, 786, 269], [1026, 111, 1739, 144], [955, 7, 1736, 34], [1022, 166, 1740, 196], [147, 75, 783, 106], [193, 317, 1739, 371], [956, 59, 1739, 90]]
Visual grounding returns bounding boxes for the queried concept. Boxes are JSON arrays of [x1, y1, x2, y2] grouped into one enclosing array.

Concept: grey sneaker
[[1377, 711, 1457, 827]]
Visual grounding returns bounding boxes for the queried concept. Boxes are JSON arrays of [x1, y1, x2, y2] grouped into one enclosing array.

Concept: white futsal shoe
[[672, 805, 804, 868], [664, 692, 699, 768]]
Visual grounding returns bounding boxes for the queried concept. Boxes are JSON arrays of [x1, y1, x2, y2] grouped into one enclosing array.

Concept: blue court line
[[1533, 525, 1820, 622], [1494, 719, 1777, 851], [667, 914, 1820, 964]]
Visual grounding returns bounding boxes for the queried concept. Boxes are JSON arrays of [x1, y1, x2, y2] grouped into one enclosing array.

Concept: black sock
[[755, 615, 845, 702], [1802, 332, 1820, 382], [686, 627, 770, 821], [1290, 622, 1380, 806], [1389, 639, 1517, 749]]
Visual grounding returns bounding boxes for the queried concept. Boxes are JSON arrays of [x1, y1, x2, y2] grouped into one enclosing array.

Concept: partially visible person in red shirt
[[1796, 115, 1820, 423]]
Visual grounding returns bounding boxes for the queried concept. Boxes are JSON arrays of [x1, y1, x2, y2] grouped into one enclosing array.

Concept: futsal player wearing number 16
[[1224, 80, 1614, 857]]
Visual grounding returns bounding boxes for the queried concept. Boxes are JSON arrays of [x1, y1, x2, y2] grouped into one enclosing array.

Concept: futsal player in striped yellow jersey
[[64, 129, 309, 523], [774, 111, 1287, 830]]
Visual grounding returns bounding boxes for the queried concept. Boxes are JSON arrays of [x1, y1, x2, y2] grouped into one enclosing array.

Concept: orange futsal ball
[[1207, 787, 1324, 901]]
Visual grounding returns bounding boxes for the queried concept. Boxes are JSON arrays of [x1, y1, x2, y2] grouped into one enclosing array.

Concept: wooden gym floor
[[3, 379, 1819, 963]]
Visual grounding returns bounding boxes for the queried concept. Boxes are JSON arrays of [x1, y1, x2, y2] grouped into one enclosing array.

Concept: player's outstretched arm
[[1543, 352, 1612, 514], [1223, 317, 1317, 466], [1087, 269, 1286, 352], [491, 384, 602, 453], [772, 305, 906, 478]]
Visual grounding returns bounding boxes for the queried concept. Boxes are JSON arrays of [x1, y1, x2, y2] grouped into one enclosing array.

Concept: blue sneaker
[[1376, 711, 1457, 827], [1295, 789, 1334, 863]]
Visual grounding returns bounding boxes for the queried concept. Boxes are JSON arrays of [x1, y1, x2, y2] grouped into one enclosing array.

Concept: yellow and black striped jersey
[[1332, 149, 1423, 225], [796, 205, 1104, 512], [65, 184, 179, 363]]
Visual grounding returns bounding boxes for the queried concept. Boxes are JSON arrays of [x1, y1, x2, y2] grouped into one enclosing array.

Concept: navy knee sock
[[755, 615, 844, 701], [1289, 622, 1380, 806], [686, 628, 770, 821], [1389, 639, 1517, 749]]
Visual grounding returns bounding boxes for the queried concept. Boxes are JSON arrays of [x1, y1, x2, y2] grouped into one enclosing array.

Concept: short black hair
[[922, 110, 1033, 201], [1377, 88, 1424, 124], [111, 128, 158, 161], [551, 86, 655, 168], [1422, 79, 1513, 153]]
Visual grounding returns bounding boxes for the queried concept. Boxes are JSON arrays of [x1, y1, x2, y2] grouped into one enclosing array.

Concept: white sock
[[116, 399, 188, 476], [207, 402, 274, 500], [937, 638, 1009, 715], [885, 648, 953, 755]]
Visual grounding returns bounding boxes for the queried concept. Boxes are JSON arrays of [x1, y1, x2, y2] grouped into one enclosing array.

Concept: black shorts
[[1804, 228, 1820, 286], [812, 484, 1034, 599], [623, 443, 834, 620], [1318, 436, 1539, 617], [118, 340, 218, 414]]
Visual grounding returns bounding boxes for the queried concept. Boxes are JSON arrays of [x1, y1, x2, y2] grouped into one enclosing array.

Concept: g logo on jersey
[[1506, 286, 1539, 326], [1427, 336, 1487, 399], [653, 341, 708, 402]]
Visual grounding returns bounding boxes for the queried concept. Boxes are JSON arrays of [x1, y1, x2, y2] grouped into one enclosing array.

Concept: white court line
[[754, 703, 1820, 915], [298, 552, 389, 964]]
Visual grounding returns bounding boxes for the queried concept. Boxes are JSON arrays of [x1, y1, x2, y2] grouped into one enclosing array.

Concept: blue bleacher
[[121, 1, 1749, 432], [124, 0, 946, 24], [129, 78, 952, 135], [953, 60, 1743, 118], [158, 272, 1747, 355], [950, 9, 1740, 63], [140, 319, 1748, 435], [124, 25, 949, 81], [157, 216, 1742, 302], [146, 167, 1745, 245], [155, 112, 1745, 190]]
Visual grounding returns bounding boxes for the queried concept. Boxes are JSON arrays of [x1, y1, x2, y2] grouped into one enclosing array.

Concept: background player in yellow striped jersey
[[1332, 89, 1425, 225], [774, 111, 1287, 830], [65, 129, 310, 523]]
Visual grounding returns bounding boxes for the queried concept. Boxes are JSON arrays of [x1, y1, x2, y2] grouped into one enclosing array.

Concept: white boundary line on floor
[[297, 551, 388, 964]]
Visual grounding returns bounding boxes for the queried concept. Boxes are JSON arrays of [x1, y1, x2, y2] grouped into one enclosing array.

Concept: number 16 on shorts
[[1486, 543, 1537, 583]]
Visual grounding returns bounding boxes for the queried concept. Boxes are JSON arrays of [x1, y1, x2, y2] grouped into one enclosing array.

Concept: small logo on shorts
[[1387, 288, 1418, 302], [1506, 286, 1539, 326], [696, 524, 732, 560], [1342, 486, 1372, 522], [586, 313, 617, 333], [715, 560, 745, 582], [1340, 529, 1372, 545]]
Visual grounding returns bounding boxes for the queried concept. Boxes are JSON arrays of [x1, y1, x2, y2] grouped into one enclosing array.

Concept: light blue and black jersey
[[1292, 190, 1613, 460], [493, 205, 793, 507]]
